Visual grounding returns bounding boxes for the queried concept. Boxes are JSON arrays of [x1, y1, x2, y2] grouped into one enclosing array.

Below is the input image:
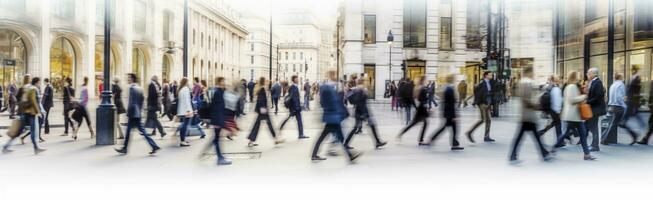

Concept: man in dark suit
[[146, 75, 166, 138], [303, 80, 311, 110], [115, 73, 160, 155], [270, 79, 281, 115], [466, 71, 495, 143], [247, 79, 255, 102], [344, 78, 387, 149], [42, 78, 54, 134], [62, 78, 75, 135], [312, 71, 360, 162], [280, 75, 309, 139], [423, 74, 463, 150], [585, 68, 606, 151], [207, 77, 231, 165], [622, 65, 644, 144]]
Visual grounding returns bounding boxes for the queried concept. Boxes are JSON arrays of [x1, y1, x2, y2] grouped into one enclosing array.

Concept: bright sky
[[226, 0, 342, 26]]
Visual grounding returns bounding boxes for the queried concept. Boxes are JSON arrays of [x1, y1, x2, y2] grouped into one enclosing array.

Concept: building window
[[133, 0, 147, 34], [250, 56, 254, 64], [201, 33, 204, 47], [293, 52, 296, 60], [403, 0, 427, 48], [440, 17, 453, 49], [251, 43, 255, 51], [300, 52, 304, 60], [95, 0, 115, 27], [293, 64, 296, 72], [363, 15, 376, 44], [208, 36, 211, 50], [52, 0, 75, 19], [193, 29, 196, 45], [634, 0, 653, 45], [466, 0, 481, 49], [285, 52, 288, 60], [163, 11, 173, 41]]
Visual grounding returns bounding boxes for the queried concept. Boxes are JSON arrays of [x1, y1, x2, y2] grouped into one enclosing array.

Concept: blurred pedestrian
[[602, 73, 635, 145], [621, 65, 644, 143], [7, 80, 17, 119], [146, 75, 167, 138], [3, 75, 46, 154], [71, 77, 94, 140], [397, 76, 430, 145], [271, 79, 281, 115], [112, 78, 126, 139], [423, 74, 463, 150], [206, 77, 231, 165], [427, 81, 438, 109], [457, 80, 468, 108], [247, 77, 284, 147], [19, 77, 46, 144], [42, 78, 54, 135], [466, 71, 495, 143], [303, 79, 311, 110], [247, 79, 255, 102], [509, 66, 551, 162], [115, 73, 160, 155], [161, 78, 173, 120], [585, 68, 606, 151], [61, 77, 75, 136], [538, 75, 563, 140], [280, 75, 309, 139], [344, 78, 387, 150], [638, 80, 653, 145], [176, 77, 194, 147]]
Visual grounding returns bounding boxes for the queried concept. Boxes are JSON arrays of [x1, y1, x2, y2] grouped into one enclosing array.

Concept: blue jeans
[[4, 114, 38, 150], [404, 106, 412, 124], [178, 116, 191, 142], [556, 121, 590, 154], [304, 94, 310, 109], [213, 128, 225, 160], [123, 117, 158, 150]]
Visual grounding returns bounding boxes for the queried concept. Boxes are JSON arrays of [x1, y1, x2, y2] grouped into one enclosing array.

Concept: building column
[[86, 0, 96, 97], [39, 0, 50, 80], [124, 0, 133, 83]]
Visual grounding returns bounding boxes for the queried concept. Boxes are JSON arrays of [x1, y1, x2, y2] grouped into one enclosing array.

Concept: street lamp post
[[183, 0, 189, 77], [96, 0, 116, 145], [269, 10, 273, 86], [387, 30, 394, 82]]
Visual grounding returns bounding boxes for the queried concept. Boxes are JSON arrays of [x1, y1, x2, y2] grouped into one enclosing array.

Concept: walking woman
[[113, 78, 126, 139], [61, 77, 76, 136], [176, 77, 194, 147], [246, 77, 284, 147], [552, 71, 596, 161], [397, 76, 430, 145], [161, 79, 173, 120], [71, 77, 95, 140]]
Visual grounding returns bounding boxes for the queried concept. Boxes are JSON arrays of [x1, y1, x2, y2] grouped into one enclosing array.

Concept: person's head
[[31, 77, 41, 87], [615, 73, 624, 81], [292, 75, 299, 84], [566, 71, 580, 85], [127, 73, 137, 84], [113, 77, 120, 84], [200, 80, 207, 87], [522, 66, 534, 78], [44, 78, 50, 84], [257, 77, 266, 87], [151, 75, 158, 82], [22, 74, 31, 85], [216, 77, 225, 88], [631, 65, 640, 75], [162, 78, 168, 84], [350, 74, 358, 81], [194, 77, 199, 84], [446, 74, 455, 84], [483, 71, 493, 80], [82, 77, 88, 86], [173, 80, 178, 85], [550, 75, 560, 85], [587, 68, 599, 79], [356, 78, 366, 86], [65, 77, 73, 86], [326, 70, 337, 81], [179, 77, 188, 88], [418, 75, 427, 85]]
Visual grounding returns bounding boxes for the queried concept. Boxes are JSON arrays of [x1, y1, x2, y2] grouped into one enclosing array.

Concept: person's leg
[[577, 122, 591, 155], [398, 117, 420, 137], [332, 124, 354, 159], [482, 105, 492, 138], [179, 117, 189, 142], [28, 115, 39, 150], [509, 122, 527, 159], [263, 115, 277, 138], [279, 113, 293, 130], [136, 118, 159, 149], [404, 105, 412, 124], [311, 126, 331, 158], [450, 119, 459, 147], [586, 116, 600, 150], [344, 118, 362, 147], [528, 122, 549, 158], [418, 116, 428, 143], [430, 119, 448, 143], [367, 118, 383, 145], [295, 111, 304, 137], [247, 114, 263, 142], [64, 109, 71, 134], [44, 107, 50, 134], [552, 113, 562, 139], [213, 128, 225, 160], [554, 122, 573, 147], [123, 118, 135, 149], [82, 108, 94, 135], [640, 109, 653, 144]]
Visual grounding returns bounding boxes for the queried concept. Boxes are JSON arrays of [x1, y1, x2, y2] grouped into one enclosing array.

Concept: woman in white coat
[[176, 77, 194, 147], [552, 71, 596, 160]]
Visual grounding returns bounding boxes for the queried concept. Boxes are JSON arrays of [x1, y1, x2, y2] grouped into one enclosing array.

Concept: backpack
[[539, 86, 553, 111], [284, 89, 294, 109]]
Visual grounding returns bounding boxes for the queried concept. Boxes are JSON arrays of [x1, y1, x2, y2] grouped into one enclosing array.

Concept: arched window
[[51, 37, 76, 97], [0, 29, 28, 86], [132, 48, 145, 81]]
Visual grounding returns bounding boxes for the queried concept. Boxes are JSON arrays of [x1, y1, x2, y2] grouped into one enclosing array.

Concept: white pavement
[[0, 101, 650, 199]]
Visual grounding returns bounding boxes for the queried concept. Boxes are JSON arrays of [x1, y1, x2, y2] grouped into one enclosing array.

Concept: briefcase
[[6, 119, 22, 138]]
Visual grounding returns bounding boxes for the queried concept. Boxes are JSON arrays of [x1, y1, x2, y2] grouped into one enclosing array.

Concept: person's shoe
[[637, 139, 649, 145], [588, 147, 600, 152], [311, 156, 327, 161], [298, 135, 310, 139], [2, 147, 13, 154], [117, 136, 124, 139], [418, 142, 431, 146], [149, 146, 161, 155], [226, 136, 234, 141], [326, 150, 339, 156], [200, 134, 206, 139], [484, 137, 495, 142], [375, 141, 388, 149], [509, 156, 520, 163], [114, 148, 128, 154], [39, 138, 45, 143], [600, 140, 609, 145], [33, 148, 46, 155], [345, 145, 354, 150], [20, 137, 25, 145], [44, 132, 49, 135], [466, 132, 475, 143], [275, 139, 285, 145], [451, 146, 464, 151], [247, 143, 259, 147], [584, 154, 597, 161], [161, 132, 167, 138], [553, 143, 566, 148], [543, 153, 554, 161], [349, 152, 362, 163], [218, 158, 232, 165], [60, 133, 68, 136], [180, 141, 190, 147]]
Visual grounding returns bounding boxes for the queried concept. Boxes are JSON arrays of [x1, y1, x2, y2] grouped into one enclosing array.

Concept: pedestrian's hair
[[113, 77, 120, 84], [44, 78, 49, 83], [615, 73, 624, 80], [523, 66, 534, 74], [178, 77, 188, 96], [291, 75, 298, 82], [31, 77, 40, 85], [194, 77, 199, 83], [22, 74, 31, 85], [215, 77, 225, 85], [483, 71, 492, 77], [446, 74, 455, 84], [65, 77, 73, 85], [566, 71, 579, 85], [127, 73, 138, 83], [82, 76, 88, 86], [200, 79, 207, 87]]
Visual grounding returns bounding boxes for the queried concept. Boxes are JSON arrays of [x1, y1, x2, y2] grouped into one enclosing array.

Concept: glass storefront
[[405, 60, 425, 82], [555, 0, 653, 109], [94, 41, 116, 87], [363, 65, 375, 98], [50, 37, 76, 98], [0, 29, 27, 88], [132, 48, 145, 84]]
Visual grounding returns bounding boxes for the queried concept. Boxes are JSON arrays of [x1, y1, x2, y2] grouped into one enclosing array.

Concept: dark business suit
[[271, 83, 281, 114], [428, 85, 460, 147], [121, 84, 159, 151], [247, 81, 255, 102], [621, 74, 644, 137], [398, 86, 430, 143], [585, 77, 606, 150], [145, 81, 166, 136], [466, 79, 493, 141], [280, 84, 306, 138], [313, 81, 355, 160], [344, 87, 383, 148], [62, 85, 75, 134], [42, 84, 54, 134], [209, 87, 226, 160], [247, 88, 277, 142]]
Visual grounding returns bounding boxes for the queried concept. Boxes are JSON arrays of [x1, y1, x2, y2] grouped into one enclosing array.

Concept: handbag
[[6, 119, 22, 138], [579, 103, 593, 120]]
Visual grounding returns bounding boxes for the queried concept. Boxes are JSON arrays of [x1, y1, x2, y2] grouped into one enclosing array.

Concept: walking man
[[146, 75, 167, 138], [538, 75, 564, 141], [271, 79, 281, 115], [207, 77, 231, 165], [466, 71, 495, 143], [602, 73, 635, 144], [42, 78, 54, 134], [423, 74, 463, 150], [303, 79, 311, 110], [344, 78, 387, 150], [7, 81, 17, 119], [457, 80, 468, 108], [585, 68, 606, 151], [280, 75, 309, 139], [312, 71, 361, 162], [397, 76, 430, 145], [509, 66, 551, 162], [247, 77, 284, 147], [247, 79, 255, 102], [115, 73, 161, 155], [621, 65, 644, 143]]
